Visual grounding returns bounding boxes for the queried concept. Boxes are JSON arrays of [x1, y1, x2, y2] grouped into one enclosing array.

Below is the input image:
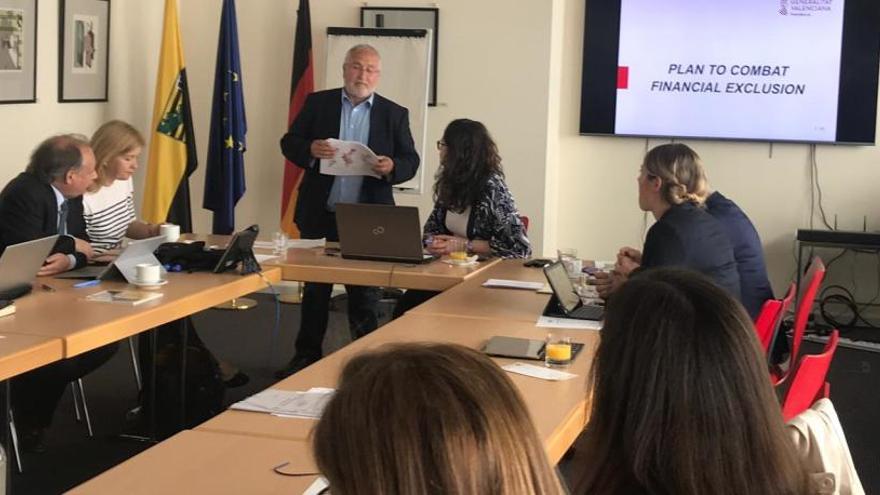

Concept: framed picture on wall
[[59, 0, 109, 102], [361, 7, 439, 106], [0, 0, 37, 104]]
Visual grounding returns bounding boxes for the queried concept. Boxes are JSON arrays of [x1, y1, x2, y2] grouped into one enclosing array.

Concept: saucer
[[130, 278, 168, 289]]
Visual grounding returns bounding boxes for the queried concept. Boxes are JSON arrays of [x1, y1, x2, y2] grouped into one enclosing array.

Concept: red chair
[[754, 299, 783, 352], [772, 257, 826, 386], [519, 215, 530, 233], [761, 282, 796, 355], [781, 329, 839, 422]]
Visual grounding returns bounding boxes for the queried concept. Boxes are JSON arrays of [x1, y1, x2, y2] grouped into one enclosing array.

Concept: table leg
[[178, 318, 188, 430]]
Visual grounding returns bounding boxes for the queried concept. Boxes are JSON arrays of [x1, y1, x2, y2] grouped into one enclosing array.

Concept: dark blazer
[[280, 88, 420, 237], [641, 202, 741, 300], [705, 191, 774, 319], [0, 171, 89, 268]]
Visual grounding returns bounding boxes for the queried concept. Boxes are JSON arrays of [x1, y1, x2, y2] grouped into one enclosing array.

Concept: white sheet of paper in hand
[[502, 362, 578, 381], [320, 138, 381, 178]]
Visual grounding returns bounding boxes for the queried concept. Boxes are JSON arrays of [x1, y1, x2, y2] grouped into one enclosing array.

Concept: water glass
[[273, 231, 289, 256], [557, 248, 582, 277]]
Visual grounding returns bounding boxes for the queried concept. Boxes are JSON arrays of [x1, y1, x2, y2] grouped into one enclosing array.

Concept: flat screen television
[[580, 0, 880, 144]]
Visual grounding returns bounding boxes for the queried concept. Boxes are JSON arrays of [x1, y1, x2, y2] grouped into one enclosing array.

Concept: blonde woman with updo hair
[[85, 120, 160, 255], [594, 143, 741, 300]]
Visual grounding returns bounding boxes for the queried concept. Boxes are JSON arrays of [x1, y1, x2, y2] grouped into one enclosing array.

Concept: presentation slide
[[614, 0, 845, 142]]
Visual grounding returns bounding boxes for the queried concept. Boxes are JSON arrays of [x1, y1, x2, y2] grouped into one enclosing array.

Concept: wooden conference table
[[75, 258, 598, 494], [0, 269, 281, 360]]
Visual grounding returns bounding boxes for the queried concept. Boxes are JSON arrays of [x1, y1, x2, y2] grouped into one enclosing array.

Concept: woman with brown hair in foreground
[[578, 267, 809, 494], [312, 342, 565, 495]]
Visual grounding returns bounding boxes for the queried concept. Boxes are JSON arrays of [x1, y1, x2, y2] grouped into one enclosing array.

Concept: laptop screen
[[544, 262, 581, 313]]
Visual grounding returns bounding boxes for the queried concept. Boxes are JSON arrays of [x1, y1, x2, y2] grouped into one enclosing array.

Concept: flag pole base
[[213, 298, 257, 311]]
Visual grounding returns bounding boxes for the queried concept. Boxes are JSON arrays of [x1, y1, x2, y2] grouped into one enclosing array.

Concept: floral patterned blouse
[[423, 174, 531, 258]]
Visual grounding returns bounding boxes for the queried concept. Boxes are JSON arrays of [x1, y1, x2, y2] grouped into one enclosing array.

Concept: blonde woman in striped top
[[85, 120, 159, 254]]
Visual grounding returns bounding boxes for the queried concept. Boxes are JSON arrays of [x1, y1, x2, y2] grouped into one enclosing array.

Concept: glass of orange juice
[[448, 238, 468, 263], [544, 333, 572, 368]]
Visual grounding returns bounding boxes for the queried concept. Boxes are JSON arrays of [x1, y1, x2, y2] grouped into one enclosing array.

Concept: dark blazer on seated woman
[[423, 174, 531, 258], [705, 191, 774, 319], [641, 202, 741, 300]]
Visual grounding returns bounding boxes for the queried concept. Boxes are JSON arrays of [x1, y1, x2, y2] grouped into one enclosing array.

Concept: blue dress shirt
[[326, 92, 374, 211]]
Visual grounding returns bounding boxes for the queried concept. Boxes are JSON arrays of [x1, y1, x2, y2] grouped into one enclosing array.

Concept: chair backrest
[[786, 257, 826, 380], [519, 215, 530, 233], [781, 329, 839, 422], [754, 299, 783, 351], [764, 282, 796, 355]]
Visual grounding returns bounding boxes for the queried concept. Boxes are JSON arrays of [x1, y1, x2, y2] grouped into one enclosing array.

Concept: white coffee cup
[[135, 263, 161, 284], [160, 223, 180, 242]]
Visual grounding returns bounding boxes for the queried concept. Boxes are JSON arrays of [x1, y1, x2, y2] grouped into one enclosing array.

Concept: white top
[[445, 207, 470, 238], [82, 178, 137, 254]]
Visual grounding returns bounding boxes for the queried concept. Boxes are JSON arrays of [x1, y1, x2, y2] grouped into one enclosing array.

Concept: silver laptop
[[335, 203, 432, 263], [54, 235, 168, 283], [0, 235, 60, 295], [543, 261, 604, 320]]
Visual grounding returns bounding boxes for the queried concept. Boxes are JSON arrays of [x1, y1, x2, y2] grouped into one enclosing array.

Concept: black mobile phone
[[523, 258, 553, 268]]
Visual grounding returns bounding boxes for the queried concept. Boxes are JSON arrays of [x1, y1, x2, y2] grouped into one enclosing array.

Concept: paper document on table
[[320, 139, 380, 178], [303, 477, 330, 495], [254, 254, 278, 263], [537, 316, 602, 330], [253, 238, 326, 250], [230, 387, 335, 419], [482, 279, 545, 290], [502, 362, 577, 381]]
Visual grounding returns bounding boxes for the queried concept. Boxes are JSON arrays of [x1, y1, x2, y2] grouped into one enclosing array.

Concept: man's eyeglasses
[[436, 140, 447, 150]]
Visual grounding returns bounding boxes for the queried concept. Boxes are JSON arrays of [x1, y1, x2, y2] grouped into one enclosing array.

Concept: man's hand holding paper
[[319, 138, 382, 179]]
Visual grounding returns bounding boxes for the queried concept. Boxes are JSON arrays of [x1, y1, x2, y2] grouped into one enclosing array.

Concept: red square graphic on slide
[[617, 66, 629, 89]]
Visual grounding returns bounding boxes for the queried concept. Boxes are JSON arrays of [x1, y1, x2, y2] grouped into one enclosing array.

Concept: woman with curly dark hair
[[393, 119, 530, 317], [424, 118, 530, 259]]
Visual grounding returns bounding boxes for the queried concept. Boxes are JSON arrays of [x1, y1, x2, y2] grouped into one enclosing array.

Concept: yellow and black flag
[[143, 0, 197, 232]]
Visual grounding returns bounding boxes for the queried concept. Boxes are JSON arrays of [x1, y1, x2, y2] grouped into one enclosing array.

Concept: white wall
[[0, 0, 106, 184], [5, 0, 880, 301], [551, 0, 880, 298]]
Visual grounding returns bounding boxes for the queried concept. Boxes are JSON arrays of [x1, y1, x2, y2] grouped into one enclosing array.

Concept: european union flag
[[204, 0, 246, 235]]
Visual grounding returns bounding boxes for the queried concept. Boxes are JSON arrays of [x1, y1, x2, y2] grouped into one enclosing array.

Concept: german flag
[[143, 0, 197, 232], [280, 0, 314, 238]]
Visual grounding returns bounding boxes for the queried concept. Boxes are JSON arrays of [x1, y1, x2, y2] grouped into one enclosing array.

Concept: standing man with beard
[[277, 44, 420, 377]]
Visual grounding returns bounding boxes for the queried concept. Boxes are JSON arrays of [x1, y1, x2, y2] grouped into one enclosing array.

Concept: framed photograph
[[0, 0, 37, 104], [361, 7, 438, 106], [59, 0, 109, 102]]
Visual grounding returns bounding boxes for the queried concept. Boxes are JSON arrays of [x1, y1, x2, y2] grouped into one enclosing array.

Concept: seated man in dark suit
[[0, 135, 95, 272], [0, 134, 117, 452]]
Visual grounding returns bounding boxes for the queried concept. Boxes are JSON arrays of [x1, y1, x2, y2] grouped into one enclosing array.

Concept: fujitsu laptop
[[335, 203, 432, 263], [0, 235, 60, 298], [542, 261, 604, 321], [54, 235, 167, 283]]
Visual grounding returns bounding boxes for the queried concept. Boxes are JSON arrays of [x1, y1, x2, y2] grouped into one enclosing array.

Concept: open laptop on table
[[0, 235, 60, 299], [542, 261, 604, 321], [335, 203, 433, 264], [54, 235, 167, 283]]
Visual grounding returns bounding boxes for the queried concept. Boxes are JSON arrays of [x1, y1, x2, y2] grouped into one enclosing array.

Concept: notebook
[[542, 261, 604, 321], [335, 203, 432, 263]]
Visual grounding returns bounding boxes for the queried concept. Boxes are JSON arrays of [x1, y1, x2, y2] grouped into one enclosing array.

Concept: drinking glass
[[448, 238, 468, 262], [544, 333, 573, 368], [273, 231, 289, 256]]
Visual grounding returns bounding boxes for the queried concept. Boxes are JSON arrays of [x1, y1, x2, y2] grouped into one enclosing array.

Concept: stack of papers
[[536, 316, 602, 330], [230, 387, 334, 419], [502, 362, 578, 381], [482, 279, 545, 290], [253, 238, 326, 250]]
